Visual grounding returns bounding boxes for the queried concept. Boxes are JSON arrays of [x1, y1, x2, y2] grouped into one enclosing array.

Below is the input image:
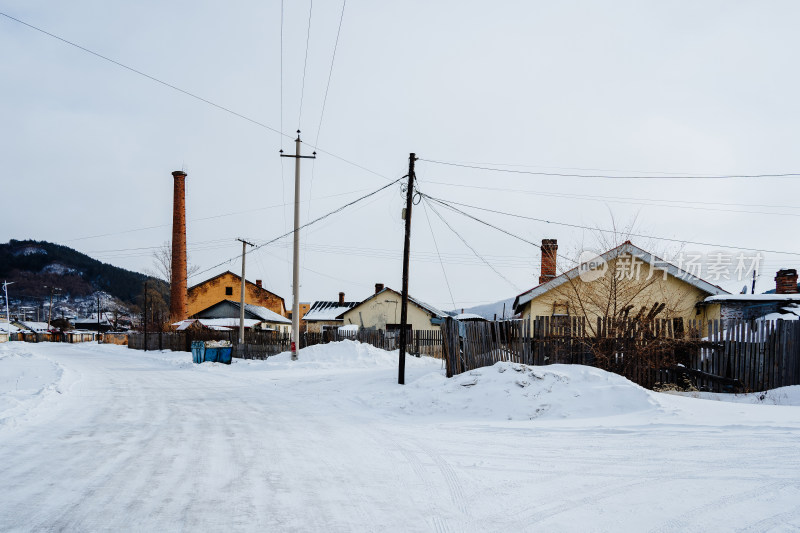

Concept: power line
[[186, 175, 405, 283], [424, 180, 800, 217], [422, 193, 800, 257], [420, 158, 800, 180], [0, 11, 392, 183], [297, 0, 314, 129], [314, 0, 347, 148], [421, 200, 457, 311], [424, 198, 521, 292]]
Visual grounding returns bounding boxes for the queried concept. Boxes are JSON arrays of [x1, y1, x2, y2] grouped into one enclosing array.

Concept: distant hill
[[454, 297, 516, 320], [0, 240, 148, 304]]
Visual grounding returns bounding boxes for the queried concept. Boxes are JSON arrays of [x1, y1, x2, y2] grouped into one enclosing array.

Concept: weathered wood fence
[[128, 328, 443, 360], [442, 316, 800, 392]]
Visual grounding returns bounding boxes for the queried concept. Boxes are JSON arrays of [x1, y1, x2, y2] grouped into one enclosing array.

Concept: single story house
[[338, 283, 447, 333], [303, 292, 359, 333], [192, 299, 292, 333], [513, 239, 729, 327]]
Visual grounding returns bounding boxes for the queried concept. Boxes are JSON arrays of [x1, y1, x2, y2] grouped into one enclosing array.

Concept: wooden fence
[[128, 328, 444, 360], [442, 316, 800, 392]]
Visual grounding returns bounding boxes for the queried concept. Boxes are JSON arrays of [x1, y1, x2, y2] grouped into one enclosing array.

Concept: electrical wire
[[422, 193, 800, 257], [424, 197, 521, 292], [297, 0, 314, 129], [0, 11, 392, 184], [421, 199, 457, 311], [420, 158, 800, 180]]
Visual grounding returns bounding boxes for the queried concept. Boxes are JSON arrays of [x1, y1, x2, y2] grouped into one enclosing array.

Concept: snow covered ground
[[1, 341, 799, 532]]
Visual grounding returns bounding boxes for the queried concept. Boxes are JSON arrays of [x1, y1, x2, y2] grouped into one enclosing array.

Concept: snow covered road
[[1, 341, 799, 532]]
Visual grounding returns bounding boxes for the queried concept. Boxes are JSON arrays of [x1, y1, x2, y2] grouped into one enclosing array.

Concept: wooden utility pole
[[398, 153, 416, 385], [237, 238, 255, 344], [280, 130, 315, 360]]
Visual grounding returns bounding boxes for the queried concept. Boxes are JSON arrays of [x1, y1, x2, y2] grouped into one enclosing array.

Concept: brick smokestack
[[539, 239, 558, 285], [375, 283, 384, 294], [775, 269, 798, 294], [170, 170, 188, 321], [339, 292, 345, 304]]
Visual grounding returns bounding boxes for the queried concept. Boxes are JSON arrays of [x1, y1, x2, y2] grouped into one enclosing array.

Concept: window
[[225, 287, 233, 296]]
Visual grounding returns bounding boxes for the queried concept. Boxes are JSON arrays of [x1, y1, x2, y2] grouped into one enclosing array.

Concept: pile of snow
[[668, 386, 800, 406], [363, 361, 659, 421]]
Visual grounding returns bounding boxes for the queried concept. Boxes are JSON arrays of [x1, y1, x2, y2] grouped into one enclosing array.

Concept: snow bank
[[668, 386, 800, 406], [361, 361, 659, 421]]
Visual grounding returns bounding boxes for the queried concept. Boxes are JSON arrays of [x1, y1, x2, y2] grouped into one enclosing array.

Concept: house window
[[225, 287, 233, 296]]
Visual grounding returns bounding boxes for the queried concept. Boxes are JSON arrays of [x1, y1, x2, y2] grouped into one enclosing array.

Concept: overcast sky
[[2, 1, 800, 310]]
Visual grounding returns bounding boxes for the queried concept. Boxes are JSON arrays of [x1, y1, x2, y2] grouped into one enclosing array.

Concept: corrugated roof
[[303, 301, 359, 321], [226, 300, 292, 324]]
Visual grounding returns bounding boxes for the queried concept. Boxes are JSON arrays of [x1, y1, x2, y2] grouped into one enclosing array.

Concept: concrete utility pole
[[143, 281, 148, 352], [237, 238, 255, 344], [2, 281, 12, 325], [398, 153, 417, 385], [280, 131, 316, 360]]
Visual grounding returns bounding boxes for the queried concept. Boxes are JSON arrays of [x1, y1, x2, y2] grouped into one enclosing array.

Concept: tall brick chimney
[[539, 239, 558, 285], [169, 170, 188, 321], [775, 269, 798, 294], [375, 283, 384, 294], [339, 292, 345, 304]]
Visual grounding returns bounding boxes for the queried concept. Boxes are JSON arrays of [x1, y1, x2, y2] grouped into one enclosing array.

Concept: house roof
[[513, 241, 730, 313], [197, 299, 291, 324], [338, 287, 448, 320], [303, 300, 359, 321], [172, 318, 263, 330], [704, 293, 800, 303], [454, 313, 486, 321], [187, 271, 286, 309], [17, 321, 54, 333], [0, 322, 20, 333]]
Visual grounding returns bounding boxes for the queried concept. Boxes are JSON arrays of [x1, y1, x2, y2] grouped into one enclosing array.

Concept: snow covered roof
[[18, 321, 54, 333], [340, 288, 447, 320], [514, 241, 729, 312], [0, 322, 20, 333], [704, 293, 800, 303], [454, 313, 486, 321], [226, 300, 291, 324], [74, 313, 113, 325], [172, 318, 263, 330], [303, 300, 359, 321]]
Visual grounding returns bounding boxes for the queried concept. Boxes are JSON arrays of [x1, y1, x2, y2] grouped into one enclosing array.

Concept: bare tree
[[146, 241, 200, 282]]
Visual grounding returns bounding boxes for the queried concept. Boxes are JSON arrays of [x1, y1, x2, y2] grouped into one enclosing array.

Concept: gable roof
[[303, 300, 359, 321], [196, 299, 291, 324], [187, 271, 286, 308], [513, 241, 729, 313], [338, 287, 447, 320]]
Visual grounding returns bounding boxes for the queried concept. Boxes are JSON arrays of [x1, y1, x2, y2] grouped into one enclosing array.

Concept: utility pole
[[2, 281, 12, 325], [398, 153, 416, 385], [237, 238, 255, 344], [143, 281, 148, 352], [280, 130, 316, 360], [751, 270, 757, 295]]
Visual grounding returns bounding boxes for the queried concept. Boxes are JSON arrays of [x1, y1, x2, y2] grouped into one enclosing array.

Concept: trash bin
[[191, 341, 205, 364], [204, 346, 232, 365]]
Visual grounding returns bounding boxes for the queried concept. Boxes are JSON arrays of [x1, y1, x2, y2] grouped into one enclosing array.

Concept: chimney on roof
[[375, 283, 384, 294], [169, 170, 188, 322], [256, 279, 262, 288], [539, 239, 558, 285], [775, 269, 798, 294], [339, 292, 345, 304]]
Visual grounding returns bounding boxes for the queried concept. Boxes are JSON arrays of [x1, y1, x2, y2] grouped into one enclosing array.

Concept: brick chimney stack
[[169, 170, 188, 322], [539, 239, 558, 285], [375, 283, 384, 294], [775, 269, 798, 294], [339, 292, 345, 304]]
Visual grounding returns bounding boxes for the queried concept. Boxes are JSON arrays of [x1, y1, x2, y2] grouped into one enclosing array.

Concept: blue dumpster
[[204, 346, 233, 365], [191, 341, 205, 364], [191, 340, 232, 365]]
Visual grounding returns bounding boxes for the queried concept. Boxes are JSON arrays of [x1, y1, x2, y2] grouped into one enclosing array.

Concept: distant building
[[701, 269, 800, 321], [303, 292, 359, 333], [338, 283, 446, 333], [192, 299, 292, 333], [187, 272, 287, 318]]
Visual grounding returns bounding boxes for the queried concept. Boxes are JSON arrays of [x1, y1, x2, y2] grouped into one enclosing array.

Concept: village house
[[338, 283, 447, 333], [303, 292, 359, 333], [187, 271, 287, 318], [191, 299, 292, 333], [699, 268, 800, 321], [513, 239, 729, 327]]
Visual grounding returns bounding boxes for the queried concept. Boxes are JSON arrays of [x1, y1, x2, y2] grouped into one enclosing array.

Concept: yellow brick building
[[187, 271, 287, 318]]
